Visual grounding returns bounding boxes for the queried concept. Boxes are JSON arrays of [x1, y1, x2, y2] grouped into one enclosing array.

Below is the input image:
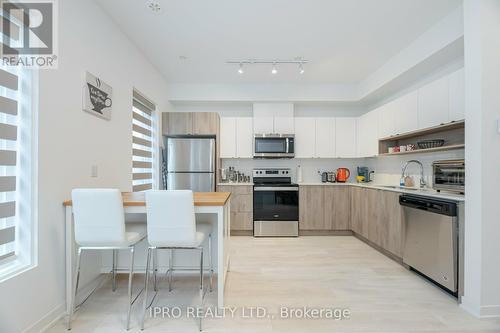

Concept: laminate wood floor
[[48, 236, 500, 333]]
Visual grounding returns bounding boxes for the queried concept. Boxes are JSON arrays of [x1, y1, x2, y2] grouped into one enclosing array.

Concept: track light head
[[238, 63, 244, 74], [271, 63, 278, 75], [299, 63, 305, 74]]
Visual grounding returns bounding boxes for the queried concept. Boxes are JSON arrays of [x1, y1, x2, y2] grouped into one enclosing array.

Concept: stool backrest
[[145, 190, 196, 247], [71, 189, 126, 246]]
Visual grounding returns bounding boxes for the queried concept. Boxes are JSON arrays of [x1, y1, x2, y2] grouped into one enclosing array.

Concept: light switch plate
[[497, 119, 500, 134], [91, 165, 98, 178]]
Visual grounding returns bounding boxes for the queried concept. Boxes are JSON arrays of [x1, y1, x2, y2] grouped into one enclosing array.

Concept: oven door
[[253, 186, 299, 221], [254, 136, 294, 158]]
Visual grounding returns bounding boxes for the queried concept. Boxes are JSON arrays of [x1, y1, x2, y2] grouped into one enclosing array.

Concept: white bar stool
[[141, 190, 213, 331], [68, 189, 146, 330]]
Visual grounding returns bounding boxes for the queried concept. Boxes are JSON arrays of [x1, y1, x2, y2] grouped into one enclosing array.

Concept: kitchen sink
[[378, 185, 432, 192]]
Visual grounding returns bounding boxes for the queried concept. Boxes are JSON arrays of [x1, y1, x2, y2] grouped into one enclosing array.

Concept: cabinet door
[[393, 91, 418, 135], [315, 118, 336, 158], [357, 112, 377, 157], [299, 186, 325, 230], [253, 116, 274, 134], [220, 117, 236, 158], [236, 117, 253, 158], [449, 68, 465, 121], [378, 191, 403, 257], [166, 112, 193, 135], [324, 186, 350, 230], [294, 117, 316, 158], [366, 189, 382, 247], [418, 76, 449, 129], [350, 187, 367, 237], [335, 118, 357, 158], [378, 104, 395, 138], [192, 112, 218, 135], [274, 116, 295, 133], [218, 185, 253, 231]]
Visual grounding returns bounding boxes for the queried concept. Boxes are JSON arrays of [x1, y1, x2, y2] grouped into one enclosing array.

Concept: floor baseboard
[[23, 303, 65, 333]]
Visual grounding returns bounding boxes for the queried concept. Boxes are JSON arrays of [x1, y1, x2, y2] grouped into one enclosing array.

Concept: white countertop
[[298, 182, 465, 202], [218, 182, 464, 202]]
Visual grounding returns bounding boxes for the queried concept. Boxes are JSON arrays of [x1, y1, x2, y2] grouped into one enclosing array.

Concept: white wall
[[0, 0, 170, 332], [462, 0, 500, 318]]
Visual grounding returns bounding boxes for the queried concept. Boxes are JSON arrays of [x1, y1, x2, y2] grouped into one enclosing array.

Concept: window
[[132, 90, 157, 191], [0, 65, 37, 280]]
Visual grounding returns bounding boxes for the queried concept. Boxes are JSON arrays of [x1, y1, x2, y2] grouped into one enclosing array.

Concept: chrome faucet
[[401, 160, 426, 188]]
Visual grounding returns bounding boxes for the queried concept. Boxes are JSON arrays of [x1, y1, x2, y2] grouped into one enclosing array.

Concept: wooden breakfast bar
[[63, 191, 231, 317]]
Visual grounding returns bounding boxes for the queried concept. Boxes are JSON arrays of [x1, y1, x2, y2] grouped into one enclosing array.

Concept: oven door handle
[[254, 187, 299, 191]]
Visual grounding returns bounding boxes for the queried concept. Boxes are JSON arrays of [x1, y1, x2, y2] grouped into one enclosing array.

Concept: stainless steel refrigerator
[[163, 136, 216, 192]]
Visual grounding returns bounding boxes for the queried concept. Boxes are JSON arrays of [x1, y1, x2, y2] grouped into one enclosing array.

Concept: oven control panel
[[253, 168, 290, 177]]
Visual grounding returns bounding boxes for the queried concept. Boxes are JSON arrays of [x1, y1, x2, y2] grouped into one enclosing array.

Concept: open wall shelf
[[378, 120, 465, 156]]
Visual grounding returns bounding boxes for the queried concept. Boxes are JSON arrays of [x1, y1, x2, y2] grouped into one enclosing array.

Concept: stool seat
[[78, 225, 146, 247]]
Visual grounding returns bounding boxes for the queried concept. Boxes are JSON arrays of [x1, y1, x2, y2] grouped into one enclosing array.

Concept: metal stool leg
[[141, 247, 152, 330], [126, 247, 135, 330], [199, 247, 204, 332], [112, 249, 117, 292], [153, 248, 158, 292], [168, 249, 174, 292], [208, 234, 213, 292], [67, 247, 83, 330]]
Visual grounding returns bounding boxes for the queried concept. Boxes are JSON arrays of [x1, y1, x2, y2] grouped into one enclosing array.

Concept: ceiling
[[96, 0, 461, 85]]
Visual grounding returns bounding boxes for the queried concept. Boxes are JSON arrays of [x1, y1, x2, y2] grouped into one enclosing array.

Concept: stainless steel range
[[253, 168, 299, 237]]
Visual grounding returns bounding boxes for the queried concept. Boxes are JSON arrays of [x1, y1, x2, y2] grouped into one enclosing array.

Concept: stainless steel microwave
[[254, 134, 295, 158]]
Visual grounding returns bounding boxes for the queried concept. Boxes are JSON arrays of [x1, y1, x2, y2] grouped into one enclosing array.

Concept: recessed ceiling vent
[[145, 0, 163, 14]]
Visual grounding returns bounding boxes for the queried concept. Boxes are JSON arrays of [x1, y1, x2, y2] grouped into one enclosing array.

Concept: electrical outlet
[[91, 165, 98, 178]]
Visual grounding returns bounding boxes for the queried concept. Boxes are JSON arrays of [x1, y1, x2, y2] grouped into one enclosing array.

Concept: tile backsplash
[[221, 149, 464, 186]]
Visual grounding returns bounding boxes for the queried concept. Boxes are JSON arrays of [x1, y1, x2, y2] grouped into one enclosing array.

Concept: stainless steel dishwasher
[[400, 194, 458, 294]]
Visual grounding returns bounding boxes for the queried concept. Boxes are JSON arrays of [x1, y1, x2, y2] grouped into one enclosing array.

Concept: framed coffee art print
[[83, 71, 113, 120]]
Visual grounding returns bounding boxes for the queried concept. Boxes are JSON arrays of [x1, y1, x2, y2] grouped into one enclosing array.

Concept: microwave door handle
[[286, 138, 289, 153]]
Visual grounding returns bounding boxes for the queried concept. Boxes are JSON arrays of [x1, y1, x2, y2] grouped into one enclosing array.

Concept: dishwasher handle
[[399, 195, 457, 217]]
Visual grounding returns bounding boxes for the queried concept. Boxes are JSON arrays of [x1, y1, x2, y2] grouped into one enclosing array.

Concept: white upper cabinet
[[377, 104, 395, 139], [253, 103, 294, 134], [418, 75, 449, 129], [220, 117, 253, 158], [315, 118, 336, 158], [393, 90, 418, 134], [236, 117, 253, 158], [294, 117, 316, 158], [253, 115, 274, 134], [449, 68, 465, 121], [335, 117, 357, 158], [220, 117, 237, 158], [357, 111, 378, 157]]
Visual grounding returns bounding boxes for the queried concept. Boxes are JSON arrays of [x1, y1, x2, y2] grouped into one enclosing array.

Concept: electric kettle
[[336, 168, 351, 183]]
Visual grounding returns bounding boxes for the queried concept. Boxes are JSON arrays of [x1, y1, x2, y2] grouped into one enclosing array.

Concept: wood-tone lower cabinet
[[299, 185, 351, 231], [377, 190, 403, 257], [350, 187, 403, 258], [350, 186, 368, 238], [217, 185, 253, 231], [299, 186, 325, 230], [324, 186, 351, 230]]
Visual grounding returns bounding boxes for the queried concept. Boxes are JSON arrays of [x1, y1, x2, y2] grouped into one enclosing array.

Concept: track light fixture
[[227, 59, 308, 75]]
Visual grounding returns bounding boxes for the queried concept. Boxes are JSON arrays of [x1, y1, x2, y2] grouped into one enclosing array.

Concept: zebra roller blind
[[132, 90, 156, 192], [0, 67, 19, 260]]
